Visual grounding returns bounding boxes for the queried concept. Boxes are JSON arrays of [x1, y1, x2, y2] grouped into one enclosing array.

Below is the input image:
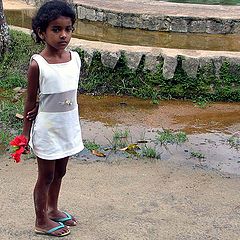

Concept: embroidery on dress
[[59, 99, 73, 106]]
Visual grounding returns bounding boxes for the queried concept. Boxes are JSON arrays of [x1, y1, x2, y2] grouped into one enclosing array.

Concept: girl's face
[[41, 16, 73, 50]]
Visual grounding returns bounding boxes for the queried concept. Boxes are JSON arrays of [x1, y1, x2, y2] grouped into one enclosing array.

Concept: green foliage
[[227, 135, 240, 151], [212, 62, 240, 101], [0, 99, 24, 131], [83, 140, 100, 151], [107, 128, 130, 150], [155, 129, 188, 146], [0, 128, 13, 149], [77, 50, 165, 102], [1, 32, 239, 102], [190, 151, 205, 159], [141, 145, 159, 159], [77, 50, 240, 102], [193, 96, 209, 109], [0, 30, 43, 89]]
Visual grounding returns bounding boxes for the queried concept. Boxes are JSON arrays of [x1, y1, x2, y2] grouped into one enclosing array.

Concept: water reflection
[[79, 95, 240, 134], [5, 9, 240, 52]]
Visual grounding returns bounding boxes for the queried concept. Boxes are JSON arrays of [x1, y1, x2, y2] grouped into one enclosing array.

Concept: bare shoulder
[[28, 59, 39, 84], [29, 59, 39, 69], [28, 59, 39, 75]]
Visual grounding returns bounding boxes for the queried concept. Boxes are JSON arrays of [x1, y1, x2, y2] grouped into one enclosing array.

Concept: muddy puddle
[[78, 95, 240, 175], [1, 92, 239, 175]]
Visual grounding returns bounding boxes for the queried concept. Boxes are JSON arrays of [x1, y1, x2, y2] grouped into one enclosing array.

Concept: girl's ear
[[37, 28, 45, 40]]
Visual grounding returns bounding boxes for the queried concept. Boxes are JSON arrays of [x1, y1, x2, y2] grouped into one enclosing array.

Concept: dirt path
[[0, 154, 240, 240]]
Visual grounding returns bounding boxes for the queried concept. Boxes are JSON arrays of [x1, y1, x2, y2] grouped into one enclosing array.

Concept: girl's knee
[[38, 172, 55, 185], [55, 168, 67, 179]]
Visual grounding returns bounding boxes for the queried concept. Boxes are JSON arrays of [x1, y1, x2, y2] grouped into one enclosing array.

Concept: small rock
[[13, 87, 22, 92], [16, 113, 24, 120]]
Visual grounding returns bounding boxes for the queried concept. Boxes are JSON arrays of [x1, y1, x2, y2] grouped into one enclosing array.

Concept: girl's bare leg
[[47, 157, 77, 225], [34, 157, 69, 236]]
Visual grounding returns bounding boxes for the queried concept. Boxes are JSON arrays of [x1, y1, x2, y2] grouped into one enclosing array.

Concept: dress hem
[[31, 145, 84, 160]]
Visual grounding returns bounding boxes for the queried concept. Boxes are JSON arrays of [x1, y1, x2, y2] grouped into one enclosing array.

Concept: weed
[[155, 129, 188, 146], [105, 129, 131, 150], [0, 128, 13, 149], [0, 98, 24, 131], [190, 151, 205, 159], [141, 145, 159, 159], [0, 30, 43, 89], [193, 97, 209, 109], [83, 140, 100, 151], [110, 129, 130, 149], [227, 134, 240, 151]]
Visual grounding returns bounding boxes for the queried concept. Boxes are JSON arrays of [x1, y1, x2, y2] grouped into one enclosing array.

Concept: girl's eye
[[52, 27, 61, 33], [66, 26, 74, 32]]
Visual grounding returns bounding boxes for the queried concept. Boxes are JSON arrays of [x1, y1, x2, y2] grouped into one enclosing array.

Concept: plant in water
[[227, 133, 240, 151], [83, 140, 100, 151], [155, 129, 188, 147], [141, 145, 159, 159], [107, 129, 131, 150]]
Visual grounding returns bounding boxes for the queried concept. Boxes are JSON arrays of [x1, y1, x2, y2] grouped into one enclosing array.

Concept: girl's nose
[[60, 31, 67, 39]]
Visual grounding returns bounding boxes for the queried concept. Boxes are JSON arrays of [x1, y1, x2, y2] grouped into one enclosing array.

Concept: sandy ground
[[1, 154, 240, 240]]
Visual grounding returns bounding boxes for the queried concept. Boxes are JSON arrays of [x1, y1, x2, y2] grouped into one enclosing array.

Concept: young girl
[[22, 0, 84, 237]]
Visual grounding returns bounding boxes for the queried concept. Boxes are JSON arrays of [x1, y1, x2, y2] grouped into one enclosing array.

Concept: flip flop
[[51, 211, 77, 226], [35, 222, 70, 237]]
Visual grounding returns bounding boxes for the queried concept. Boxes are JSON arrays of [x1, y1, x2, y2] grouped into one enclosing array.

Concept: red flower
[[9, 135, 28, 163]]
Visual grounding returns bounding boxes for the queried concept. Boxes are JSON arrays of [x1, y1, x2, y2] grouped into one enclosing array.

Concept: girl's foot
[[35, 220, 70, 237], [48, 210, 77, 226]]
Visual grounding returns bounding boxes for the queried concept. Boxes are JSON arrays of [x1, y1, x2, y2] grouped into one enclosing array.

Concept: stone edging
[[25, 0, 240, 34], [69, 37, 240, 79], [11, 26, 240, 79], [76, 4, 240, 34]]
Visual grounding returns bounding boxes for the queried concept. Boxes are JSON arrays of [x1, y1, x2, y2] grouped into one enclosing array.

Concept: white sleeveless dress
[[29, 51, 84, 160]]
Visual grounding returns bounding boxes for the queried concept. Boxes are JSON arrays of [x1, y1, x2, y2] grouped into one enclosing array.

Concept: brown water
[[78, 95, 240, 175], [79, 94, 240, 134], [5, 9, 240, 52]]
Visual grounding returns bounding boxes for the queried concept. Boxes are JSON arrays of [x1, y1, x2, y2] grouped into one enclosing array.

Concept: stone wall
[[25, 0, 240, 34], [76, 6, 240, 34], [11, 25, 240, 80], [69, 38, 240, 80]]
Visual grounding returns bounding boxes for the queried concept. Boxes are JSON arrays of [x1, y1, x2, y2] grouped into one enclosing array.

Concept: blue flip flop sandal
[[51, 211, 77, 226], [35, 222, 70, 237]]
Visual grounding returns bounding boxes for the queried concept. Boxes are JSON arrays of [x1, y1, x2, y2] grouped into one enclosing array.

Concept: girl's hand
[[26, 102, 39, 121], [23, 145, 30, 154]]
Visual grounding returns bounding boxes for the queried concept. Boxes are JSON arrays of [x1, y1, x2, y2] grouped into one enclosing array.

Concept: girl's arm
[[22, 60, 39, 140]]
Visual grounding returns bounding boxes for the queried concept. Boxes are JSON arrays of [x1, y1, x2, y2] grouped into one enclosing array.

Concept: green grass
[[1, 30, 239, 102], [141, 145, 159, 159], [83, 140, 100, 151], [227, 135, 240, 151], [0, 98, 24, 131], [108, 129, 131, 150], [190, 151, 205, 159], [0, 30, 43, 89], [0, 128, 13, 150], [155, 129, 188, 146]]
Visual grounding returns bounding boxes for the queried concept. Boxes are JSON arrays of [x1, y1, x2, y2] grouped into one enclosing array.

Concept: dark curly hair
[[32, 0, 76, 43]]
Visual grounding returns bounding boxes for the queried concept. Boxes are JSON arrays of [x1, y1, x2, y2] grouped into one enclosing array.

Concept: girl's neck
[[40, 48, 71, 64]]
